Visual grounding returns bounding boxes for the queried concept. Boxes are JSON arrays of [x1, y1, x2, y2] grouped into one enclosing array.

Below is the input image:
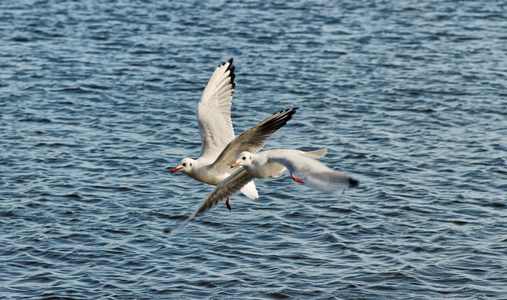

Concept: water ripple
[[1, 0, 506, 298]]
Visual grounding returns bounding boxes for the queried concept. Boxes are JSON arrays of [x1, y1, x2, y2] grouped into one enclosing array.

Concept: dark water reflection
[[1, 0, 506, 298]]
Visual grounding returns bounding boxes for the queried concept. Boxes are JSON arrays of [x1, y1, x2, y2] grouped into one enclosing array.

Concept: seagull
[[170, 58, 297, 210], [166, 148, 358, 234], [232, 149, 358, 194]]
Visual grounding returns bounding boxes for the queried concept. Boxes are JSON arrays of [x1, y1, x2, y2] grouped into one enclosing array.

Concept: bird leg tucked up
[[225, 197, 232, 211], [291, 173, 305, 184]]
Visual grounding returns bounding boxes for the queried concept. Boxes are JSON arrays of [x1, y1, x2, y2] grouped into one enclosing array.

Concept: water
[[1, 0, 506, 299]]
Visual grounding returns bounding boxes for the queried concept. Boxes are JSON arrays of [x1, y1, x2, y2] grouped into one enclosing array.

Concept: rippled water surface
[[1, 0, 506, 299]]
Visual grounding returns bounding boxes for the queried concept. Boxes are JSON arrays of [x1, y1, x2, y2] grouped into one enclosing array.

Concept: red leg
[[225, 197, 232, 211], [291, 173, 305, 184]]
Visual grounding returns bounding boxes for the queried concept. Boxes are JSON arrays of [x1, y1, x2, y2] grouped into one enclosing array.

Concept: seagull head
[[170, 158, 194, 174], [231, 151, 254, 168]]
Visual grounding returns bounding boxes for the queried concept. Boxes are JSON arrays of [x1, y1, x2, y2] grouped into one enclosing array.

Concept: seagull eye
[[182, 163, 186, 167], [242, 156, 246, 160]]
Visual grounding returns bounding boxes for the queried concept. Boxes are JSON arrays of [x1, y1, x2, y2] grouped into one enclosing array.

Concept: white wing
[[166, 169, 254, 235], [209, 108, 298, 174], [196, 59, 236, 159], [267, 150, 357, 195], [239, 179, 259, 199]]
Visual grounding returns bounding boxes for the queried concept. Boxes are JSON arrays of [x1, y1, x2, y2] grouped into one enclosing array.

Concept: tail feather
[[302, 148, 327, 159]]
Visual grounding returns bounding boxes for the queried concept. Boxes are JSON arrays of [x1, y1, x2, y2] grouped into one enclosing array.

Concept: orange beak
[[170, 167, 181, 173], [231, 162, 240, 168]]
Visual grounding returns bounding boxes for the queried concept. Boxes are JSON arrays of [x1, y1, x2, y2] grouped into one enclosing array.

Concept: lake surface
[[1, 0, 506, 299]]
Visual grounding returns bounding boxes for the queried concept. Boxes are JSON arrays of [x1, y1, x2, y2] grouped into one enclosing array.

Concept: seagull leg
[[225, 197, 232, 211], [291, 173, 305, 184]]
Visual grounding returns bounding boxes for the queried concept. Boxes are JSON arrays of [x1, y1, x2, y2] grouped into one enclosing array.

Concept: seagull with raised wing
[[170, 59, 297, 209], [166, 148, 358, 234]]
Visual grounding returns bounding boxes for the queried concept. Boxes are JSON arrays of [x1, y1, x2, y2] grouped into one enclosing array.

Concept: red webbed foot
[[291, 173, 305, 184], [225, 197, 232, 211]]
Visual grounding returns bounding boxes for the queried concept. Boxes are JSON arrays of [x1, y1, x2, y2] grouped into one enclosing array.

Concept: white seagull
[[170, 58, 297, 209], [166, 148, 358, 234]]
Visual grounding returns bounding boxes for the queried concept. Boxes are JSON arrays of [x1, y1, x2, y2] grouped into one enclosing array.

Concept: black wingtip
[[287, 107, 298, 118], [283, 107, 298, 112], [277, 107, 298, 117], [220, 58, 234, 67], [226, 60, 236, 89], [349, 177, 359, 188], [260, 107, 297, 134], [229, 66, 236, 83], [279, 107, 298, 121]]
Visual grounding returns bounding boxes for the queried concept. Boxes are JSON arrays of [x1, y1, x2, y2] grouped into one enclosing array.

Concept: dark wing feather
[[209, 108, 298, 173]]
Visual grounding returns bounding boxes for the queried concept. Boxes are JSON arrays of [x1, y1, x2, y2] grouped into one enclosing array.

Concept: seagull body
[[166, 148, 358, 234], [170, 58, 297, 201], [172, 108, 298, 190]]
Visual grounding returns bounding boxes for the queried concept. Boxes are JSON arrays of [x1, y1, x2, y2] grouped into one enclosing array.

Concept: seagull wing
[[196, 58, 236, 159], [209, 108, 298, 174]]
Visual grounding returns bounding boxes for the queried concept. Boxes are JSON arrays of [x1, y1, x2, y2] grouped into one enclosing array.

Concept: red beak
[[170, 167, 181, 174], [231, 162, 240, 168]]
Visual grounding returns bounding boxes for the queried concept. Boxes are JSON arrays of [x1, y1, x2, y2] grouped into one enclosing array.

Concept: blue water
[[1, 0, 506, 299]]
